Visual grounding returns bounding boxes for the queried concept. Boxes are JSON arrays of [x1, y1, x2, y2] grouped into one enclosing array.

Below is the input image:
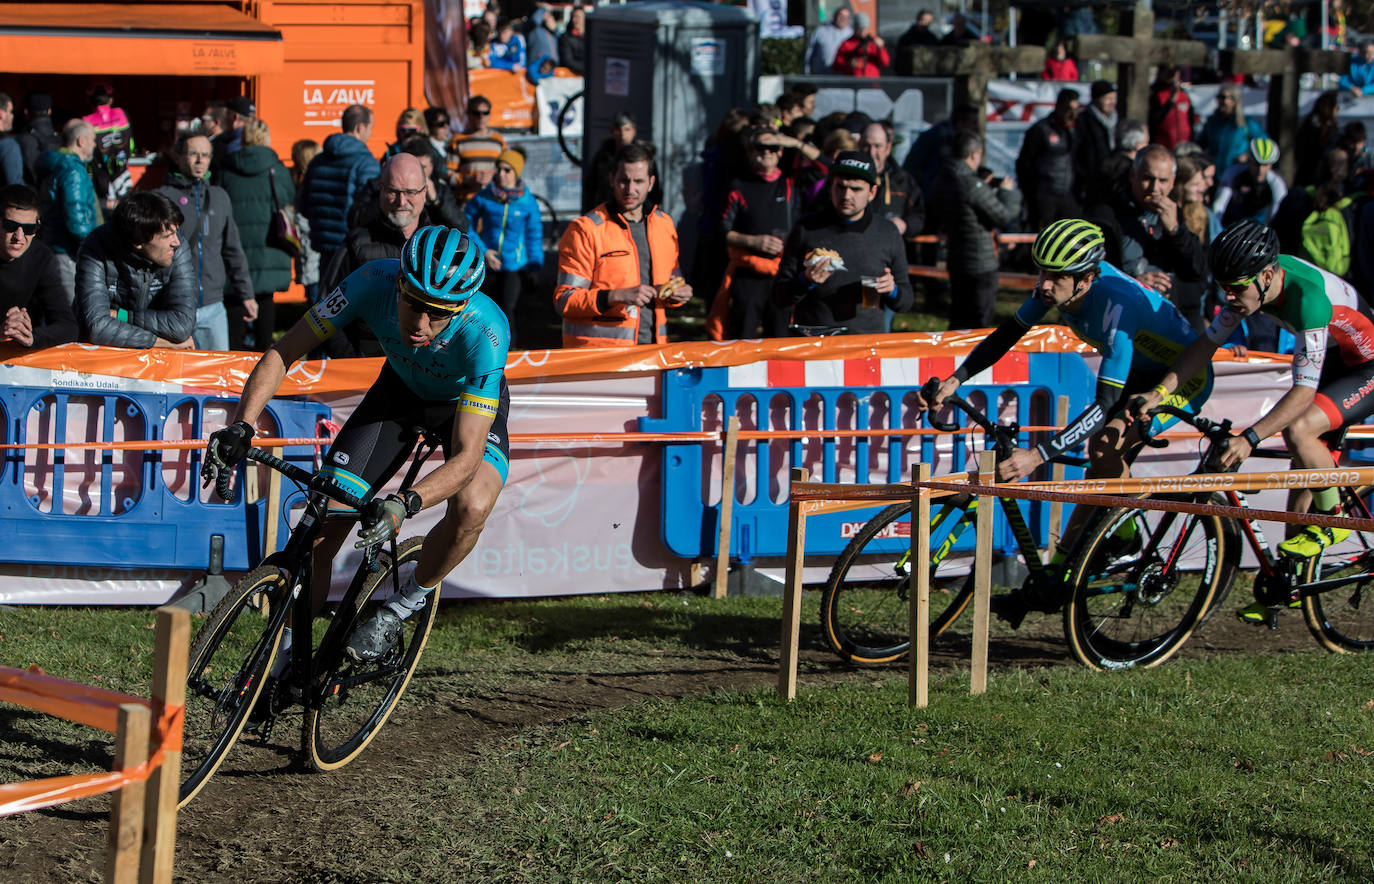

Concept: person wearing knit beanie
[[497, 148, 525, 180]]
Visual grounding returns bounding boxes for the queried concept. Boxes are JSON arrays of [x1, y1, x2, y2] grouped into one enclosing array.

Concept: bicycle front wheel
[[179, 564, 289, 806], [1064, 495, 1226, 670], [304, 537, 434, 770], [1301, 485, 1374, 653], [820, 498, 976, 665]]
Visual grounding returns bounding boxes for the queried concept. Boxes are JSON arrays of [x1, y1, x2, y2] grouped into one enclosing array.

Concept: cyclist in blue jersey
[[920, 219, 1214, 622], [202, 225, 510, 662]]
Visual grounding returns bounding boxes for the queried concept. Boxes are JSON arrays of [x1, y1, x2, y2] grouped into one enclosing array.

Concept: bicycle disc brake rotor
[[1135, 561, 1175, 607]]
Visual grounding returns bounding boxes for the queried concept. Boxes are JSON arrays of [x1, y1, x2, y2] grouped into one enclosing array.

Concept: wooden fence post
[[777, 467, 810, 700], [909, 463, 931, 708], [140, 607, 189, 884], [1046, 395, 1069, 559], [262, 446, 285, 556], [714, 416, 741, 600], [971, 450, 995, 695], [106, 702, 151, 884]]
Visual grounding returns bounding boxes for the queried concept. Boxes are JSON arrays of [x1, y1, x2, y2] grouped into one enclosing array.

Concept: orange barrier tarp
[[791, 467, 1374, 532], [0, 663, 187, 816], [0, 329, 1272, 397]]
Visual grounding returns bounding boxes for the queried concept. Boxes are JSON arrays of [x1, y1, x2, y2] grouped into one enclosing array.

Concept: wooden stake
[[971, 450, 994, 695], [262, 447, 284, 556], [1046, 395, 1070, 560], [106, 702, 150, 884], [909, 463, 932, 708], [777, 467, 810, 700], [714, 417, 741, 600], [140, 608, 189, 884]]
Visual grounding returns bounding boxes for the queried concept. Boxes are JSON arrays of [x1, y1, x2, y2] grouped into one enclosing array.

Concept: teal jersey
[[306, 259, 509, 411]]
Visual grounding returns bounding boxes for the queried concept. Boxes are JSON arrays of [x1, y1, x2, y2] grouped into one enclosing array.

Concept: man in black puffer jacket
[[75, 191, 196, 348], [773, 152, 913, 335], [1016, 88, 1081, 229], [929, 131, 1022, 330]]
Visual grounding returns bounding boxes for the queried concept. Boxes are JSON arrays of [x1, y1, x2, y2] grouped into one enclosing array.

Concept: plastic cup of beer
[[859, 275, 881, 308]]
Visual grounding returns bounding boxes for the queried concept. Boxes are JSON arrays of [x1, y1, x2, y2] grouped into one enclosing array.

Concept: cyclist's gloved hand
[[356, 494, 409, 549], [918, 377, 942, 410], [202, 421, 255, 488]]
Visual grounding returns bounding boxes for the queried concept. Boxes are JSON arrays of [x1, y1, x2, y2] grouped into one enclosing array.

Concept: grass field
[[3, 593, 1373, 882]]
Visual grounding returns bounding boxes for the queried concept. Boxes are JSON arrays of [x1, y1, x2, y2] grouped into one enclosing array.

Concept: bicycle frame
[[240, 433, 441, 724], [1142, 405, 1374, 617]]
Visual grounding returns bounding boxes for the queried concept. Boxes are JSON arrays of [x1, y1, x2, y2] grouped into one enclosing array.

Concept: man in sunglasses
[[0, 184, 76, 348], [204, 225, 510, 662], [1133, 220, 1374, 619], [447, 95, 505, 198]]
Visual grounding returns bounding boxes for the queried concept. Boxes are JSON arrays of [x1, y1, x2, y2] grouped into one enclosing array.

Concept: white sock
[[384, 576, 437, 620], [270, 627, 292, 678]]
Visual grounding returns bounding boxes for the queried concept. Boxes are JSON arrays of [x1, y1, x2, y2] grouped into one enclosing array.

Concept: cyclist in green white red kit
[[1132, 219, 1374, 622]]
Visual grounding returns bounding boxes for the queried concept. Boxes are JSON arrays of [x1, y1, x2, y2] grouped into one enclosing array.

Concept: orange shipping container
[[0, 0, 426, 163]]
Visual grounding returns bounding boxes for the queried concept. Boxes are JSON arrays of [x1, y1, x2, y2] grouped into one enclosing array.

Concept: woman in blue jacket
[[1199, 87, 1268, 171], [464, 148, 543, 345]]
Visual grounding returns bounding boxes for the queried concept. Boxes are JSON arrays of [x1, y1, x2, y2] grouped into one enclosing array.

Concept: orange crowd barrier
[[0, 608, 189, 883]]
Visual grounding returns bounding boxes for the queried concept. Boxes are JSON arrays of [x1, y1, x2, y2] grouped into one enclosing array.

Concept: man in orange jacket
[[554, 142, 692, 347]]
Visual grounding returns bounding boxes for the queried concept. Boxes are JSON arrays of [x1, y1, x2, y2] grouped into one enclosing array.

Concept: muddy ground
[[0, 600, 1317, 884]]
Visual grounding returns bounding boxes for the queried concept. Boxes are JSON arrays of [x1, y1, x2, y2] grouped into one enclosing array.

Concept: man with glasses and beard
[[320, 153, 468, 357], [0, 184, 76, 348]]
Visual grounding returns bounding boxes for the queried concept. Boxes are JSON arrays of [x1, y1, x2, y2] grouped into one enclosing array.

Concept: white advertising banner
[[0, 353, 1320, 605]]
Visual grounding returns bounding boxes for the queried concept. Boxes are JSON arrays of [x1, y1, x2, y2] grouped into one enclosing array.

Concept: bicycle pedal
[[990, 592, 1029, 629]]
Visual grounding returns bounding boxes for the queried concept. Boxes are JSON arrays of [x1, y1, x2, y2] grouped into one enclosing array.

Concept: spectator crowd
[[2, 2, 1373, 359]]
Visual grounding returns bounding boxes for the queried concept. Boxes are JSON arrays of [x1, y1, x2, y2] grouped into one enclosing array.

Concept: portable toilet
[[582, 0, 760, 221]]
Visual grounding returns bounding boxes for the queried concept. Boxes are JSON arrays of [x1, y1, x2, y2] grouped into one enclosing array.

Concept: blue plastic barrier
[[639, 353, 1097, 561], [0, 385, 329, 573]]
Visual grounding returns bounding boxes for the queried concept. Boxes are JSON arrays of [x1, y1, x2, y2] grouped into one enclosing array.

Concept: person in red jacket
[[1042, 40, 1079, 81], [1148, 66, 1197, 151], [833, 13, 890, 78]]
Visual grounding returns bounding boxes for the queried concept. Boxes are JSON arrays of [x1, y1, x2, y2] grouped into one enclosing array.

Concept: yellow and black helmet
[[1031, 219, 1106, 275], [1249, 137, 1279, 165]]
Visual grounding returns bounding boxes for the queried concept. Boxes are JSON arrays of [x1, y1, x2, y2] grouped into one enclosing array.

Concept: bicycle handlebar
[[226, 446, 370, 511], [922, 378, 1089, 468], [1140, 403, 1289, 461]]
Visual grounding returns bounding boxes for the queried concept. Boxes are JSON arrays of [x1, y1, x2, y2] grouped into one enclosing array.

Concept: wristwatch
[[1241, 427, 1262, 449], [395, 489, 423, 516]]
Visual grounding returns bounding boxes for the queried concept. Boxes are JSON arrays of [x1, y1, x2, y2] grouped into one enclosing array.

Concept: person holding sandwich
[[773, 150, 913, 334], [554, 142, 692, 347]]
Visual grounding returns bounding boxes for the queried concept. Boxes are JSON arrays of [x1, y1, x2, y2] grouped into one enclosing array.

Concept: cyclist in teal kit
[[203, 226, 510, 662]]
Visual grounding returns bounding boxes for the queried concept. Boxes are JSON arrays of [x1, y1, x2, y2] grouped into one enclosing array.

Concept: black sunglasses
[[2, 218, 38, 236], [752, 143, 783, 153], [400, 291, 461, 320], [471, 108, 491, 117]]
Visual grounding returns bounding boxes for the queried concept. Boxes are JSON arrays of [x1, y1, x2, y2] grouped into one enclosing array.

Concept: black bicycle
[[178, 433, 441, 806], [821, 390, 1228, 670]]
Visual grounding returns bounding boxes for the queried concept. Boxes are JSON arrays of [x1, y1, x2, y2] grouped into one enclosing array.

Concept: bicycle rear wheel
[[1064, 495, 1226, 670], [179, 564, 289, 806], [820, 498, 977, 665], [304, 537, 434, 770], [1300, 485, 1374, 653]]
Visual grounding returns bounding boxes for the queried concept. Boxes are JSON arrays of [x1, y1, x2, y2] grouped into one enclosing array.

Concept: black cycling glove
[[202, 421, 255, 488]]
